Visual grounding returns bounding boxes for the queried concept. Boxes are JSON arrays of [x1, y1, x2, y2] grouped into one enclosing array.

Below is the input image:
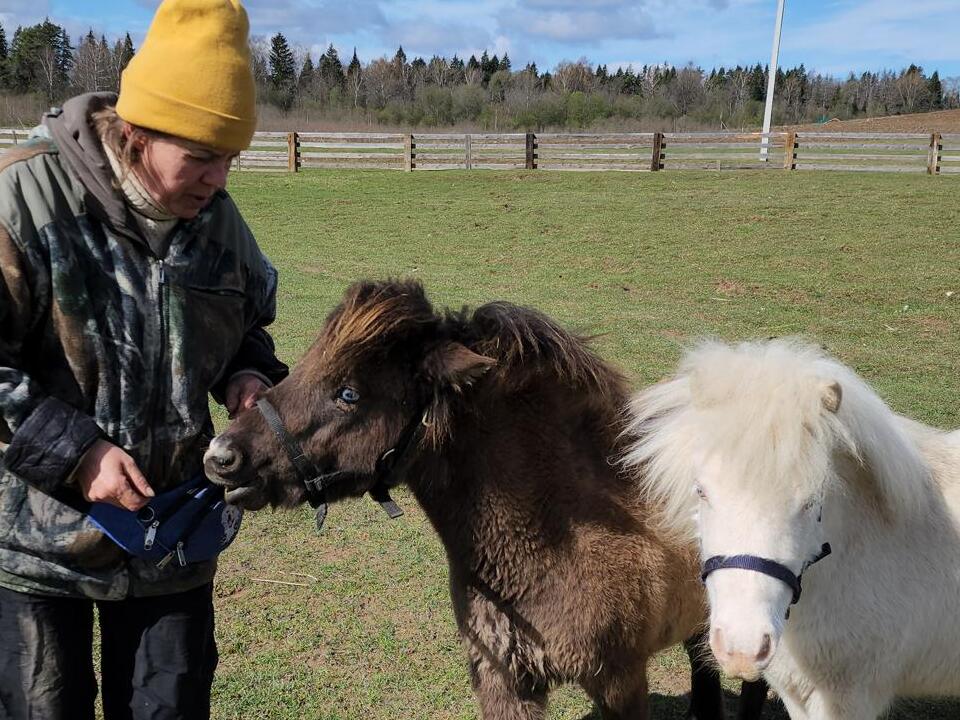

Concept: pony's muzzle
[[709, 625, 776, 681], [203, 436, 244, 484]]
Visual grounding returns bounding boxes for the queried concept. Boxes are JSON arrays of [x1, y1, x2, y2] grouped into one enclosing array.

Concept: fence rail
[[1, 128, 956, 175]]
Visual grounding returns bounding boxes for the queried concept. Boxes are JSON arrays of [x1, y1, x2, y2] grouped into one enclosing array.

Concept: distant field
[[206, 169, 960, 719], [788, 107, 960, 134]]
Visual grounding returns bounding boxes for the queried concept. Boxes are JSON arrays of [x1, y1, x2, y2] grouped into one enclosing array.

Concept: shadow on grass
[[574, 692, 960, 720], [574, 690, 790, 720]]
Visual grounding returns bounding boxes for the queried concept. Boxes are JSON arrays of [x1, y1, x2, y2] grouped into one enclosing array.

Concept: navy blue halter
[[255, 397, 415, 531], [701, 542, 832, 605]]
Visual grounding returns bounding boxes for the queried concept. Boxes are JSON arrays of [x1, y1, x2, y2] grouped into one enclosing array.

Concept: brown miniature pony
[[204, 280, 766, 720]]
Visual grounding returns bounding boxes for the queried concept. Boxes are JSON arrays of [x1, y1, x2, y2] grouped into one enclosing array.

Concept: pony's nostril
[[216, 452, 237, 469], [204, 442, 243, 478], [755, 633, 772, 663]]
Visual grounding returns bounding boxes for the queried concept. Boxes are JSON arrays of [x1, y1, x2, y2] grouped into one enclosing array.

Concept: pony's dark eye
[[694, 484, 707, 501], [337, 387, 360, 404]]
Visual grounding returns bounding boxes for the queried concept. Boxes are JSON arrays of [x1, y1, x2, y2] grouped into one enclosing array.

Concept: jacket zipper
[[149, 258, 169, 486]]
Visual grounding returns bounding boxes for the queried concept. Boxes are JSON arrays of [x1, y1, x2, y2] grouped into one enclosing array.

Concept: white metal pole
[[761, 0, 786, 160]]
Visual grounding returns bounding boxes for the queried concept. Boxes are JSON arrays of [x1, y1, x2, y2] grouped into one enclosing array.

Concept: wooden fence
[[2, 128, 957, 175]]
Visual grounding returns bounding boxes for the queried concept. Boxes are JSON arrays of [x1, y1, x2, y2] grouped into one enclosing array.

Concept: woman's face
[[132, 131, 237, 219]]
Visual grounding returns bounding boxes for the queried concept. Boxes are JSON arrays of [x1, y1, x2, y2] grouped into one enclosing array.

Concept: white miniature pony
[[621, 338, 960, 720]]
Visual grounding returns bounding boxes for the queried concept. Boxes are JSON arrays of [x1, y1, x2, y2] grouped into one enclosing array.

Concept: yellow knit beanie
[[117, 0, 256, 152]]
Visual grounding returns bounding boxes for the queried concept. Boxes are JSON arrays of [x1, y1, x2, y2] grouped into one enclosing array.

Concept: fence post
[[404, 134, 415, 171], [287, 131, 300, 172], [525, 132, 538, 170], [651, 132, 664, 171], [783, 131, 797, 170], [928, 132, 942, 175], [465, 134, 472, 170]]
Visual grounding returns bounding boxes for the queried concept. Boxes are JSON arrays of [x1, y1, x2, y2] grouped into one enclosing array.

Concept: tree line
[[3, 17, 957, 131], [0, 19, 134, 101], [256, 33, 959, 130]]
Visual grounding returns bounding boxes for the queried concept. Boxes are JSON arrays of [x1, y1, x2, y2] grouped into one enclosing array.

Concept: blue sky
[[3, 0, 958, 79]]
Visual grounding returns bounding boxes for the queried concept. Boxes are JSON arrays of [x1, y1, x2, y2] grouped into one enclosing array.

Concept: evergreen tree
[[298, 54, 314, 94], [0, 22, 8, 89], [346, 47, 363, 109], [58, 28, 73, 76], [449, 54, 465, 84], [749, 63, 766, 101], [392, 45, 408, 90], [9, 19, 73, 100], [269, 32, 295, 86], [268, 32, 295, 109], [318, 43, 344, 90], [479, 50, 491, 85], [347, 48, 361, 77], [110, 33, 135, 92], [120, 33, 135, 67], [928, 70, 944, 110]]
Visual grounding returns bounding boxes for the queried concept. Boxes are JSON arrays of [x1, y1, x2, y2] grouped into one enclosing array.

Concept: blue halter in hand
[[87, 471, 243, 569]]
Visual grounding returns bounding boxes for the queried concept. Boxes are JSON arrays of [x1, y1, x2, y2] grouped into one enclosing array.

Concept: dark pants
[[0, 583, 217, 720]]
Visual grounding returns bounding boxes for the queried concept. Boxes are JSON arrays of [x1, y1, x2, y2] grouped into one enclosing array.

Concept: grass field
[[207, 168, 960, 719]]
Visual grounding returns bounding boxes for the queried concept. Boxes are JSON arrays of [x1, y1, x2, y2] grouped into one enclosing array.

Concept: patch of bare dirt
[[715, 279, 746, 297], [785, 108, 960, 134]]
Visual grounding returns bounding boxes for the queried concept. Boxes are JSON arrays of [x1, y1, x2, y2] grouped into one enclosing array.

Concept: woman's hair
[[91, 105, 160, 179]]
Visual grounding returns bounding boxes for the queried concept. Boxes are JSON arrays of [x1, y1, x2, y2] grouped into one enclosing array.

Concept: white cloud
[[500, 7, 661, 43]]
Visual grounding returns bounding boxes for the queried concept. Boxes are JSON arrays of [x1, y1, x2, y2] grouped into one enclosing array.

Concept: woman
[[0, 1, 286, 718]]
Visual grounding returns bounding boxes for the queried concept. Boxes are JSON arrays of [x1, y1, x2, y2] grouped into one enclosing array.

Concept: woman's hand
[[75, 439, 155, 511], [224, 373, 268, 419]]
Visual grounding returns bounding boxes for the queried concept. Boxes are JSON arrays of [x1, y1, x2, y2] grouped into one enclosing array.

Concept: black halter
[[701, 542, 832, 606], [255, 397, 421, 531]]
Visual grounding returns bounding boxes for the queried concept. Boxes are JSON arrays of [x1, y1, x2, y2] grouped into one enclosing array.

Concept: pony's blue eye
[[337, 387, 360, 404]]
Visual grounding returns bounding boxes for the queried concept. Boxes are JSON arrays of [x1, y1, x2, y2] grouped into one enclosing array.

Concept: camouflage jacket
[[0, 93, 288, 599]]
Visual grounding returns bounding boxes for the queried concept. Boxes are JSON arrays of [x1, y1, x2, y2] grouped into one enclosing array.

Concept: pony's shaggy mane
[[314, 279, 624, 397], [621, 338, 932, 539], [451, 300, 626, 400]]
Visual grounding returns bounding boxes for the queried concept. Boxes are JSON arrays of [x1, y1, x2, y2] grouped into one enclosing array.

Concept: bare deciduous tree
[[553, 60, 594, 94]]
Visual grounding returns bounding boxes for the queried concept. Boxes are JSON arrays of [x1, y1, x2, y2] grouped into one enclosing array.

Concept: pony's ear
[[821, 381, 842, 413], [421, 342, 496, 393]]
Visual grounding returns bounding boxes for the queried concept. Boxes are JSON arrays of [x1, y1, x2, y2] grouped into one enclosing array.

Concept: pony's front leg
[[467, 651, 548, 720], [581, 660, 650, 720]]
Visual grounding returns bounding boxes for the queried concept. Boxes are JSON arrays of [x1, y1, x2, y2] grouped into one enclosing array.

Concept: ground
[[787, 107, 960, 134], [197, 168, 960, 719]]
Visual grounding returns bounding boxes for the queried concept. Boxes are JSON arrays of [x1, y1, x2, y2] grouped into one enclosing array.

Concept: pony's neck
[[826, 365, 934, 525], [402, 386, 627, 590]]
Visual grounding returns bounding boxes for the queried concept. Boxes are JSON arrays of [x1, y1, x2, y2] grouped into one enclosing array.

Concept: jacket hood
[[43, 92, 139, 242]]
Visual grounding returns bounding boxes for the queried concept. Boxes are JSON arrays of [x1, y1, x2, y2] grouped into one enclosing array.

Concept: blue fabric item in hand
[[86, 472, 243, 568]]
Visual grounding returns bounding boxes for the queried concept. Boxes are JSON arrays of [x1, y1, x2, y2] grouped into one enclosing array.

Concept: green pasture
[[206, 169, 960, 719]]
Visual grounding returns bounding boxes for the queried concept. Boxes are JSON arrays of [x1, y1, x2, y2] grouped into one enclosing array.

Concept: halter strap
[[255, 397, 419, 530], [701, 543, 832, 606]]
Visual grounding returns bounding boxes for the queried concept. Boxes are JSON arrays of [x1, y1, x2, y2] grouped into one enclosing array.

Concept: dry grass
[[787, 108, 960, 134]]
